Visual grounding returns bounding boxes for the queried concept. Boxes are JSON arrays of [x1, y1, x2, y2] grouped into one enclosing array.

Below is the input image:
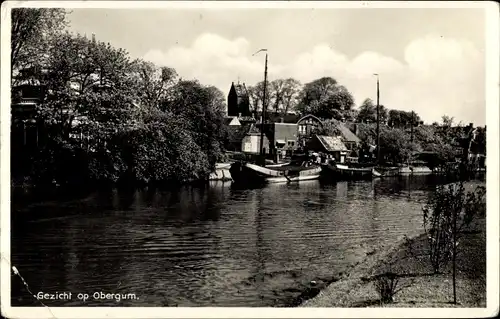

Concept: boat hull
[[229, 162, 321, 185], [321, 164, 375, 181]]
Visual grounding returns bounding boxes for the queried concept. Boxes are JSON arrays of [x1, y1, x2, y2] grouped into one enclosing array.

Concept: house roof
[[224, 116, 240, 126], [247, 124, 264, 136], [297, 114, 323, 124], [316, 135, 348, 152], [337, 122, 361, 143], [256, 111, 300, 124]]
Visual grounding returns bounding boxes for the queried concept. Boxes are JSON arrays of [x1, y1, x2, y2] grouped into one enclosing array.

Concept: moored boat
[[321, 163, 377, 180], [229, 161, 322, 184]]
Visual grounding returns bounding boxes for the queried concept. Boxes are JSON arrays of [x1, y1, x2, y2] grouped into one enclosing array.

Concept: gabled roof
[[224, 116, 241, 126], [337, 122, 361, 143], [247, 124, 263, 136], [316, 135, 348, 152], [297, 114, 323, 124]]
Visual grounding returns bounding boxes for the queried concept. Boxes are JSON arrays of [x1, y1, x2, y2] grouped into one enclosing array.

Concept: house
[[297, 114, 324, 147], [11, 84, 45, 150], [241, 124, 270, 154], [224, 124, 251, 152], [336, 122, 361, 151], [306, 135, 349, 163], [227, 82, 251, 117], [258, 122, 298, 162]]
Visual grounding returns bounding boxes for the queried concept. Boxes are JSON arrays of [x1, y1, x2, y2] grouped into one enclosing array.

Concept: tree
[[247, 81, 269, 113], [388, 110, 421, 128], [274, 78, 302, 115], [297, 77, 355, 119], [442, 115, 454, 127], [249, 78, 301, 115], [35, 33, 139, 142], [134, 60, 178, 110], [318, 119, 342, 136], [356, 98, 388, 124], [423, 183, 486, 304], [162, 80, 227, 166], [11, 8, 68, 79], [378, 127, 416, 164]]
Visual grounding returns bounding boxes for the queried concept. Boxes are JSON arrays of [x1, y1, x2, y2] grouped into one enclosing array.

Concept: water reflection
[[11, 176, 484, 307]]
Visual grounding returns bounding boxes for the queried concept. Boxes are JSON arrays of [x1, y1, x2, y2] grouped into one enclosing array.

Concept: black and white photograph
[[1, 1, 498, 318]]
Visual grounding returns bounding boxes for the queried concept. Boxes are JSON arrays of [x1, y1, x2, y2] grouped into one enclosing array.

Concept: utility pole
[[374, 74, 381, 164], [253, 49, 268, 160]]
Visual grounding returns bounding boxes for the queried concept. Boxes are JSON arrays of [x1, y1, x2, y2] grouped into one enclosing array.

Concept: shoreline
[[300, 217, 486, 308]]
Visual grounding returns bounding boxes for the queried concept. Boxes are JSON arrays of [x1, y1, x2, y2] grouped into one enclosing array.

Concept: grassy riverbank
[[301, 215, 486, 308]]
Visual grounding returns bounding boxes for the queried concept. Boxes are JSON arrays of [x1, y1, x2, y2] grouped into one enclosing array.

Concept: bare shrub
[[422, 182, 486, 304]]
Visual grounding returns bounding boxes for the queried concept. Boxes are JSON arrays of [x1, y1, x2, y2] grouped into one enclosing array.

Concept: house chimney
[[238, 112, 242, 118], [280, 117, 284, 123], [92, 33, 96, 43]]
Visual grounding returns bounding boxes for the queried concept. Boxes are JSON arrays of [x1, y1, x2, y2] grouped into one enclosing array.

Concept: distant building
[[258, 122, 298, 161], [297, 114, 323, 147], [227, 82, 251, 117], [241, 124, 270, 154], [336, 122, 361, 151], [306, 135, 349, 163]]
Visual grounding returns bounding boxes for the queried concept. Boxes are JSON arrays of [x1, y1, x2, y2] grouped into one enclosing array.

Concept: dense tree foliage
[[387, 110, 422, 128], [11, 8, 68, 76], [356, 98, 388, 124], [296, 77, 355, 119], [12, 12, 227, 187]]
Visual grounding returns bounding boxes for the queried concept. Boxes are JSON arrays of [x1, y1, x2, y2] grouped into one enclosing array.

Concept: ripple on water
[[11, 178, 481, 306]]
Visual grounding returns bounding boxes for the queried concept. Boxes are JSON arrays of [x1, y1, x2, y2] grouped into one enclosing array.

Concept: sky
[[67, 6, 486, 125]]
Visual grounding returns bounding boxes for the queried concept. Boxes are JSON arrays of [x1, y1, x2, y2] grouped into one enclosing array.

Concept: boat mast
[[255, 50, 268, 156], [410, 110, 414, 144]]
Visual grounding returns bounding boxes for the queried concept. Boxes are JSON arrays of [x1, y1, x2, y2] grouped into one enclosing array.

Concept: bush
[[373, 272, 401, 304], [422, 182, 486, 304]]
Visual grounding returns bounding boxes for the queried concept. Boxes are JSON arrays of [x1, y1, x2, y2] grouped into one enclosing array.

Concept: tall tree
[[247, 81, 269, 113], [388, 110, 421, 128], [162, 80, 226, 166], [134, 60, 178, 110], [280, 78, 302, 115], [356, 98, 388, 124], [11, 8, 68, 79], [442, 115, 454, 127], [35, 33, 139, 141], [297, 77, 354, 119]]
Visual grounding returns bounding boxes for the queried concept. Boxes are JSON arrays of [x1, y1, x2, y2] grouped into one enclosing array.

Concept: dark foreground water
[[10, 175, 484, 307]]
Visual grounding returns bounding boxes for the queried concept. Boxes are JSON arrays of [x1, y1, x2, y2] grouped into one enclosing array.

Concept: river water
[[10, 175, 484, 307]]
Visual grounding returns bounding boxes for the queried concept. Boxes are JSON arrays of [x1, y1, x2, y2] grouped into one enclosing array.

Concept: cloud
[[143, 33, 485, 125]]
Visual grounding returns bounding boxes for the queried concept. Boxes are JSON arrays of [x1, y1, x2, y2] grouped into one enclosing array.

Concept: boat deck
[[268, 165, 319, 172]]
